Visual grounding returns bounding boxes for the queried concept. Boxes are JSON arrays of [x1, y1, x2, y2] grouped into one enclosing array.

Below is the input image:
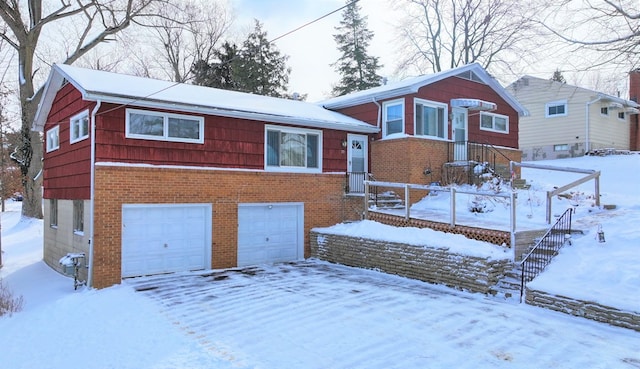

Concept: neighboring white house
[[507, 76, 639, 160]]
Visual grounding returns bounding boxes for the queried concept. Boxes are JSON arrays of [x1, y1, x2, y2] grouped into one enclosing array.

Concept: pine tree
[[236, 20, 291, 97], [192, 42, 241, 90], [331, 0, 383, 97], [191, 21, 291, 98], [551, 69, 567, 84]]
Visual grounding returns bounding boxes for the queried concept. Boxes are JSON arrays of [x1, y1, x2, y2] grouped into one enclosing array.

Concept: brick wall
[[372, 137, 522, 195], [526, 288, 640, 332], [91, 165, 351, 288], [310, 231, 512, 294]]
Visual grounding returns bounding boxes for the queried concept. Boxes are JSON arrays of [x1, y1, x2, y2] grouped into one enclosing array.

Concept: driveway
[[127, 260, 640, 369]]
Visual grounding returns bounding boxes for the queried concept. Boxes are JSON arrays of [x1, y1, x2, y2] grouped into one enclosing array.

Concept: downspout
[[87, 100, 101, 288], [585, 96, 602, 154], [373, 97, 382, 130]]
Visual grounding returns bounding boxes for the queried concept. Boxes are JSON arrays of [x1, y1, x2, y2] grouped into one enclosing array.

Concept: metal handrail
[[519, 207, 573, 302], [346, 172, 368, 194]]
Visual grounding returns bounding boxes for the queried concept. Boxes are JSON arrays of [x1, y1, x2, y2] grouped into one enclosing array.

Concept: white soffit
[[450, 98, 497, 111]]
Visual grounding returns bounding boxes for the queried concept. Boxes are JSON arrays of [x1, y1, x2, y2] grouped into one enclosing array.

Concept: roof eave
[[321, 86, 420, 109], [83, 92, 380, 134], [32, 67, 65, 132]]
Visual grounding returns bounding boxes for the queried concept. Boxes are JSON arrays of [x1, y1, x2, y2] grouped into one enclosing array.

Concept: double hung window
[[46, 126, 60, 152], [415, 99, 447, 139], [382, 100, 404, 137], [70, 111, 89, 143]]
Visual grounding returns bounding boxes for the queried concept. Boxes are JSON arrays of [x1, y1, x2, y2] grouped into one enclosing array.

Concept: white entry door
[[237, 203, 303, 266], [347, 134, 368, 193], [452, 108, 468, 161], [121, 204, 211, 278]]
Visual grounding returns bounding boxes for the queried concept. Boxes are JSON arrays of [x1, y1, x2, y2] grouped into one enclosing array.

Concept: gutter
[[87, 100, 101, 288], [585, 95, 602, 154]]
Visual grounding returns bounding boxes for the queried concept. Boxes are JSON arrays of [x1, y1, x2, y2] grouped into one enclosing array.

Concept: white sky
[[229, 0, 634, 102], [231, 0, 400, 101]]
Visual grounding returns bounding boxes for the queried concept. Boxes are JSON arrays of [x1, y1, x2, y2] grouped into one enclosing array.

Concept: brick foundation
[[90, 165, 357, 288]]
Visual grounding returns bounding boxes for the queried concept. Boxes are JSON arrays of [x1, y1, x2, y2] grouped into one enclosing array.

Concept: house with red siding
[[321, 63, 528, 187], [33, 62, 527, 289], [33, 64, 377, 288]]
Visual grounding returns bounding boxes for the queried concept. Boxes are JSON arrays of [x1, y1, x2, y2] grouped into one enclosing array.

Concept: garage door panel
[[122, 204, 211, 278], [237, 203, 302, 267]]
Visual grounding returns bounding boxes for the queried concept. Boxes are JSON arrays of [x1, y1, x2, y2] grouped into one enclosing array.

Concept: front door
[[452, 108, 468, 161], [347, 134, 368, 193]]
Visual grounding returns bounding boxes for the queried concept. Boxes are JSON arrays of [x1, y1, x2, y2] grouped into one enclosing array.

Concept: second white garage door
[[122, 204, 212, 278], [237, 203, 304, 266]]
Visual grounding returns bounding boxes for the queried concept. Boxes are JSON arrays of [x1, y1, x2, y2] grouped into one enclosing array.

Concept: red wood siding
[[95, 104, 350, 172], [44, 83, 359, 200], [333, 76, 520, 149], [43, 83, 94, 200]]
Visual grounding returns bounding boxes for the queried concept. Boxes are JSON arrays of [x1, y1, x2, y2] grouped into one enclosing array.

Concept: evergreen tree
[[551, 69, 567, 84], [192, 20, 291, 98], [331, 0, 383, 96], [192, 42, 240, 90], [235, 20, 291, 97]]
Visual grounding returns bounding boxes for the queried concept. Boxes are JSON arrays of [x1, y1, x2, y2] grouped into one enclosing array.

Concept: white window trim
[[545, 100, 568, 118], [264, 125, 323, 173], [382, 99, 405, 138], [414, 98, 448, 139], [70, 110, 89, 144], [125, 108, 205, 144], [46, 125, 60, 152], [617, 111, 626, 121], [600, 106, 609, 116], [480, 112, 509, 134], [554, 144, 569, 151]]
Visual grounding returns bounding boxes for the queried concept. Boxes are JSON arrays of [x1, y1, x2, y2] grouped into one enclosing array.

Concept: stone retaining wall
[[526, 288, 640, 332], [310, 231, 512, 295]]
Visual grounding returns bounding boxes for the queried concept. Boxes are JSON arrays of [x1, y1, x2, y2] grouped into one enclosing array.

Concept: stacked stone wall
[[311, 232, 511, 294]]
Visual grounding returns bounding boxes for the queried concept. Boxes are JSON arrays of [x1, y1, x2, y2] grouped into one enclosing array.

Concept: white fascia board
[[32, 70, 65, 131], [83, 92, 380, 134], [320, 86, 420, 109]]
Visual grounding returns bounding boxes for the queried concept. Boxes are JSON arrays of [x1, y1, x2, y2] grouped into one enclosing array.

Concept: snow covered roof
[[32, 64, 379, 133], [318, 63, 528, 117]]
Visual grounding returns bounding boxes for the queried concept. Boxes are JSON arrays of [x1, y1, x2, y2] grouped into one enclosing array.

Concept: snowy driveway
[[127, 260, 640, 369]]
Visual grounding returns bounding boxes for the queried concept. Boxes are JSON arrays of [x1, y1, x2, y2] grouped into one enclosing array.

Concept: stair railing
[[519, 207, 573, 302]]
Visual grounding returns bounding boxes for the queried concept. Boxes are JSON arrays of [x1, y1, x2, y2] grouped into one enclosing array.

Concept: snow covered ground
[[1, 154, 639, 368]]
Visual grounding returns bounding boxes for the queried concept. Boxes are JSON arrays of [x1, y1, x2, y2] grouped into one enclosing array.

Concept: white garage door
[[237, 203, 303, 266], [122, 204, 212, 278]]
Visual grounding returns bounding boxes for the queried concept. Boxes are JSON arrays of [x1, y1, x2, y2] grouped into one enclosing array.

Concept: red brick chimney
[[629, 70, 640, 151]]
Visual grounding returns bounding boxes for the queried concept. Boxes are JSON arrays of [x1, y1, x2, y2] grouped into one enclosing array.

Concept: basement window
[[73, 200, 84, 235]]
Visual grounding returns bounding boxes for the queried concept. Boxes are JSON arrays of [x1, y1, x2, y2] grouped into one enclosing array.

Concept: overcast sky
[[231, 0, 399, 101], [229, 0, 634, 102]]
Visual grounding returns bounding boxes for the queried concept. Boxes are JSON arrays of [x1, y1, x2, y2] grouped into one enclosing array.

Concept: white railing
[[364, 180, 517, 247], [510, 161, 600, 223]]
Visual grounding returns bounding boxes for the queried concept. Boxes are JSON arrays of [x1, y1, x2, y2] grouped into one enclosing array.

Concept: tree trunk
[[17, 43, 43, 219]]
